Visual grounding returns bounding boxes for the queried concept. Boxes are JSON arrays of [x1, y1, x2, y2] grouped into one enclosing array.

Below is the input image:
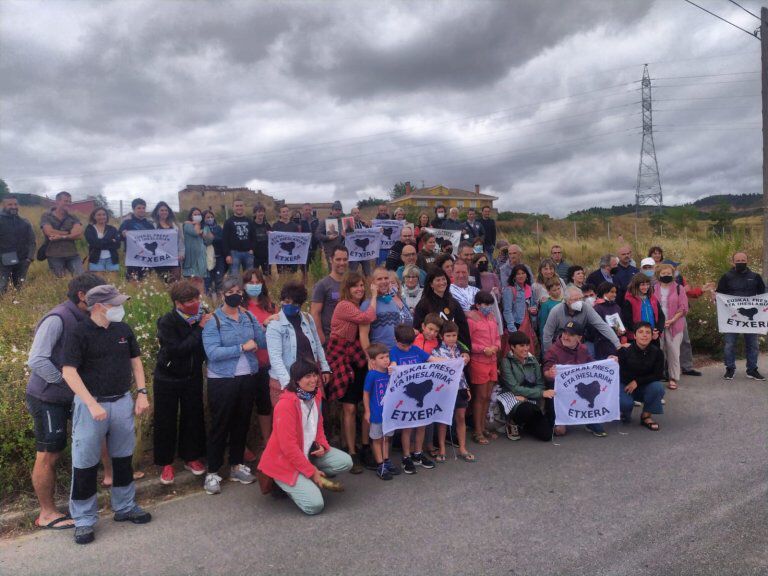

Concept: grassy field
[[0, 206, 764, 504]]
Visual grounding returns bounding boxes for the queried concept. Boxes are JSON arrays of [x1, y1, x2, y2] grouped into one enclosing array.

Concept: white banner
[[371, 219, 404, 250], [716, 292, 768, 334], [125, 229, 179, 267], [424, 227, 461, 255], [382, 359, 464, 435], [554, 359, 620, 426], [267, 231, 312, 265], [345, 229, 382, 262]]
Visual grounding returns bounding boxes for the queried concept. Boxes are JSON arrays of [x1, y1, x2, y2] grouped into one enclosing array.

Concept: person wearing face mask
[[639, 257, 657, 281], [430, 204, 447, 229], [621, 273, 665, 344], [716, 251, 766, 380], [201, 277, 268, 495], [201, 210, 225, 295], [266, 281, 331, 406], [654, 263, 689, 391], [0, 195, 36, 293], [257, 361, 353, 515], [542, 286, 620, 355], [591, 282, 626, 360], [473, 252, 500, 295], [181, 207, 213, 293], [62, 284, 151, 545], [152, 281, 212, 486]]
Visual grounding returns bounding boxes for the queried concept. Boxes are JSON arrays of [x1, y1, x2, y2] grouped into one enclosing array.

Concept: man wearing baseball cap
[[62, 285, 152, 545]]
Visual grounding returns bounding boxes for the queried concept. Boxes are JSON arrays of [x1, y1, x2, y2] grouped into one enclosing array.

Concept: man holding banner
[[716, 251, 766, 381]]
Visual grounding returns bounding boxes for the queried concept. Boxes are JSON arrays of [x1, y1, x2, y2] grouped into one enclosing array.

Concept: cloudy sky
[[0, 0, 762, 216]]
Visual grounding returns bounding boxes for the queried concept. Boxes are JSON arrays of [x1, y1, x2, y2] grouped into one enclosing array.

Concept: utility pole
[[762, 7, 767, 276], [635, 64, 664, 217]]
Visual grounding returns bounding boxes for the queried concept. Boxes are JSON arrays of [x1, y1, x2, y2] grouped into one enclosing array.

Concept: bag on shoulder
[[36, 240, 49, 262]]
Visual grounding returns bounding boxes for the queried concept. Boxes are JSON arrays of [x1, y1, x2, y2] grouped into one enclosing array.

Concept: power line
[[682, 0, 760, 39], [655, 94, 757, 101], [649, 71, 759, 79], [726, 0, 761, 20]]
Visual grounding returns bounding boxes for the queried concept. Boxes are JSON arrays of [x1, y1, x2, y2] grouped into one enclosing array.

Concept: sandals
[[426, 447, 440, 459], [472, 432, 490, 445], [640, 415, 660, 431], [667, 381, 678, 390], [434, 453, 447, 463], [485, 430, 499, 440], [34, 514, 74, 530], [457, 451, 476, 462]]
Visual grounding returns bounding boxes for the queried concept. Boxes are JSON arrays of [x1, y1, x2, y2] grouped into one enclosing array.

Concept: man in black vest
[[25, 273, 106, 530]]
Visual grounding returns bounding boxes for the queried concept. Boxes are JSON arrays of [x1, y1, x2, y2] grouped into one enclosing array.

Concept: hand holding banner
[[125, 229, 179, 267], [268, 231, 312, 265], [424, 227, 460, 255], [553, 359, 620, 426], [382, 359, 464, 435], [715, 292, 768, 334], [345, 229, 382, 262], [371, 219, 404, 250]]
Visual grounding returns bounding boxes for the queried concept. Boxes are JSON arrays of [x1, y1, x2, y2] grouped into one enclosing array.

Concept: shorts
[[254, 368, 272, 416], [454, 389, 469, 410], [369, 422, 394, 440], [339, 364, 367, 405], [269, 378, 284, 408], [470, 360, 498, 385], [25, 394, 72, 453]]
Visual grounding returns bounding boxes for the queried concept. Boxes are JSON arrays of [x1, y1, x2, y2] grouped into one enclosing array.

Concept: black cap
[[562, 321, 584, 336]]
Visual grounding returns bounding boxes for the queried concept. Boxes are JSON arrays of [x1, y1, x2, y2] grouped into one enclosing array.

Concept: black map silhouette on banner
[[737, 307, 759, 321], [403, 379, 434, 408], [575, 381, 601, 408], [143, 242, 158, 255], [382, 227, 394, 239], [280, 241, 296, 255], [354, 238, 370, 251]]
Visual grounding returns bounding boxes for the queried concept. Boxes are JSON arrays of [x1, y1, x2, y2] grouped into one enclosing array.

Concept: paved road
[[2, 364, 767, 576]]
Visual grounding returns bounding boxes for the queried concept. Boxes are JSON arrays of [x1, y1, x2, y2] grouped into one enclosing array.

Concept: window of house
[[456, 200, 464, 208], [416, 200, 427, 207], [470, 200, 477, 208]]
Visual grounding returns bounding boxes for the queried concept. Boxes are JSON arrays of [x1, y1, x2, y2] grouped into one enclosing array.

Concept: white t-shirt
[[96, 228, 110, 261], [300, 399, 319, 457], [659, 285, 670, 317]]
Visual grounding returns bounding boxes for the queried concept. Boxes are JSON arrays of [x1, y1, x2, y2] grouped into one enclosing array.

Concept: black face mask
[[659, 275, 674, 284], [735, 262, 748, 273], [224, 293, 243, 308], [610, 267, 619, 276], [477, 262, 489, 273]]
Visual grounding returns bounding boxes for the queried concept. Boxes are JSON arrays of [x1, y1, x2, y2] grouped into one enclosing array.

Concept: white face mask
[[105, 305, 125, 323], [585, 296, 596, 306], [570, 300, 583, 312], [192, 214, 203, 223]]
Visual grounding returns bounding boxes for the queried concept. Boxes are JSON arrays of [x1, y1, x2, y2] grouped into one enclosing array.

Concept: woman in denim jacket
[[266, 281, 331, 407], [201, 276, 267, 496]]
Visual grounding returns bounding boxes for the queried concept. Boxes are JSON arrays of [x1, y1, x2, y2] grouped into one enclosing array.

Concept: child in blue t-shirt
[[389, 324, 439, 475], [364, 344, 400, 481]]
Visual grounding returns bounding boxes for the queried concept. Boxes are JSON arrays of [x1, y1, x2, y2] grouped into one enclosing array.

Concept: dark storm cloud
[[0, 0, 762, 216]]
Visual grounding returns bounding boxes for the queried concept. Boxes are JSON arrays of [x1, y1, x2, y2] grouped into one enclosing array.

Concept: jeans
[[723, 332, 759, 371], [274, 447, 353, 515], [229, 250, 253, 276], [88, 258, 120, 272], [619, 381, 665, 416], [152, 376, 206, 466], [0, 259, 30, 293], [70, 394, 136, 528], [48, 255, 83, 278], [206, 375, 257, 473], [348, 260, 371, 276]]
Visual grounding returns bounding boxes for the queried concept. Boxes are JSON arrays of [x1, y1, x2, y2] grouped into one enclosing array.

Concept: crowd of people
[[6, 193, 765, 543]]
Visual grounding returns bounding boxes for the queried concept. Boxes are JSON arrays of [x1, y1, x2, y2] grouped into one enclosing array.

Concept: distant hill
[[567, 194, 761, 219]]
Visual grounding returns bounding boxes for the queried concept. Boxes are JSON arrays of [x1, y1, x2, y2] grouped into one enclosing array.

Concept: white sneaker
[[229, 464, 255, 484], [204, 473, 222, 495]]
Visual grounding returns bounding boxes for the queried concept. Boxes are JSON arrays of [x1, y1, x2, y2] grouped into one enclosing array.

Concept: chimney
[[405, 181, 412, 195], [475, 184, 480, 195]]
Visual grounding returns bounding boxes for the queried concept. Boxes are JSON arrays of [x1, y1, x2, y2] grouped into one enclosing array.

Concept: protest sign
[[267, 231, 312, 265], [716, 293, 768, 334], [382, 359, 464, 435], [424, 227, 461, 255], [125, 229, 179, 267], [371, 219, 404, 250], [554, 358, 620, 426], [345, 229, 382, 262]]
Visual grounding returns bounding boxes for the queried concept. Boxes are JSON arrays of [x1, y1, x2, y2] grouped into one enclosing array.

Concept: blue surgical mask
[[205, 218, 215, 226], [282, 303, 300, 317], [643, 269, 654, 278], [473, 246, 483, 254], [479, 305, 493, 316], [245, 284, 263, 297]]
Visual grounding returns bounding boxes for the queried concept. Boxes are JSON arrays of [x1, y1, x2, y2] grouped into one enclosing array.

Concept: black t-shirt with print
[[64, 318, 141, 397]]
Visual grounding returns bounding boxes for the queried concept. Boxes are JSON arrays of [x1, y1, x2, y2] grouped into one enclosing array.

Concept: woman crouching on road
[[258, 361, 353, 515]]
